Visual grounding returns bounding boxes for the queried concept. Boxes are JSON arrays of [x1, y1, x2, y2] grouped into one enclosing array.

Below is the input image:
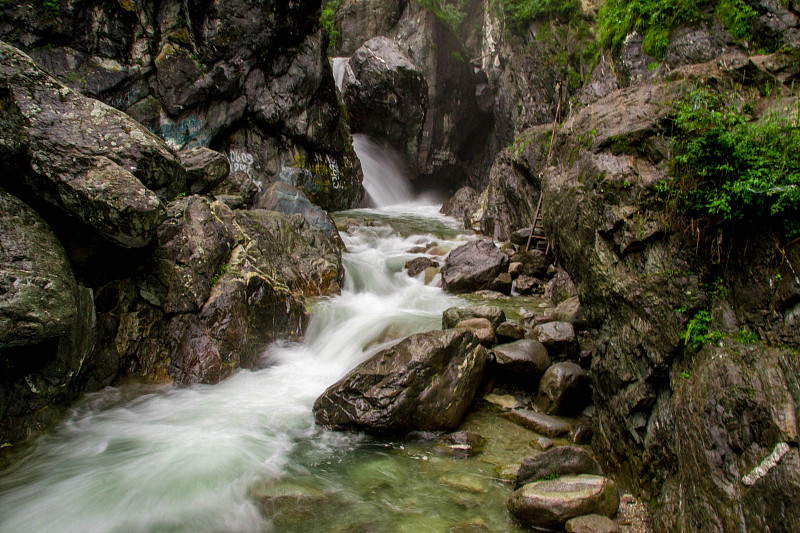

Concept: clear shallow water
[[0, 205, 533, 533]]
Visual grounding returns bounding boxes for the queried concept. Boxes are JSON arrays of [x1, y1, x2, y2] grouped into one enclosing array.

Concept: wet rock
[[506, 410, 570, 438], [178, 146, 230, 194], [442, 305, 506, 330], [441, 186, 478, 224], [0, 188, 78, 348], [1, 42, 179, 247], [488, 273, 512, 295], [469, 154, 541, 242], [405, 257, 439, 277], [496, 321, 525, 342], [437, 431, 486, 458], [516, 446, 603, 489], [515, 275, 542, 295], [573, 424, 594, 445], [492, 339, 550, 383], [313, 329, 489, 434], [508, 262, 524, 277], [544, 268, 578, 306], [441, 241, 509, 294], [438, 472, 487, 494], [341, 37, 428, 166], [496, 464, 520, 483], [483, 393, 520, 410], [536, 362, 591, 416], [531, 321, 577, 357], [531, 437, 555, 451], [565, 514, 621, 533], [254, 181, 340, 243], [507, 475, 620, 530], [455, 318, 495, 346], [329, 0, 406, 55], [509, 250, 549, 279]]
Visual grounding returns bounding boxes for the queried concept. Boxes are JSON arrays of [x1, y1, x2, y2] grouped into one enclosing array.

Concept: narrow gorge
[[1, 0, 799, 532]]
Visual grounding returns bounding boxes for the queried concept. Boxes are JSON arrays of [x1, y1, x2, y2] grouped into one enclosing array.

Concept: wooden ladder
[[525, 191, 548, 254]]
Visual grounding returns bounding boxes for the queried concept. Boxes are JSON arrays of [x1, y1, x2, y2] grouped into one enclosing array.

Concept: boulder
[[488, 273, 513, 295], [178, 146, 230, 194], [0, 188, 78, 349], [565, 514, 620, 533], [405, 257, 439, 277], [455, 318, 496, 346], [341, 37, 428, 166], [507, 475, 620, 530], [515, 275, 542, 295], [536, 362, 591, 416], [531, 321, 577, 357], [509, 250, 549, 279], [254, 181, 341, 243], [544, 268, 578, 305], [515, 446, 603, 489], [0, 42, 179, 247], [441, 241, 509, 294], [496, 321, 525, 342], [313, 329, 489, 434], [506, 410, 571, 438], [443, 305, 506, 330], [441, 186, 478, 224], [492, 339, 550, 383]]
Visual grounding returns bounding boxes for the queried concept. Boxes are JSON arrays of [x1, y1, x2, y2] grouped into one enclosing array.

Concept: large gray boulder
[[441, 241, 509, 294], [507, 475, 620, 530], [516, 446, 604, 489], [0, 42, 180, 248], [313, 329, 489, 434], [341, 37, 428, 167]]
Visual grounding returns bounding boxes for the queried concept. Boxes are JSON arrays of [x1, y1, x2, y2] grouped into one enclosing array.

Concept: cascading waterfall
[[352, 134, 416, 207], [0, 202, 532, 533], [332, 57, 349, 91]]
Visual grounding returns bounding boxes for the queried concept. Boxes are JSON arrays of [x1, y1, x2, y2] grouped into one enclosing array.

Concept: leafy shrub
[[684, 309, 712, 351], [666, 88, 800, 236], [499, 0, 582, 33], [597, 0, 766, 60], [321, 0, 343, 52], [419, 0, 469, 34]]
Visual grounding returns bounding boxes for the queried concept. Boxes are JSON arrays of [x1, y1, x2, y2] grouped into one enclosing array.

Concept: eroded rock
[[442, 241, 509, 294]]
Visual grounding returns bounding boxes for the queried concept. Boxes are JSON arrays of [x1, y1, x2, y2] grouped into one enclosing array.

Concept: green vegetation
[[211, 262, 229, 286], [321, 0, 343, 52], [499, 0, 581, 32], [597, 0, 768, 60], [419, 0, 469, 34], [666, 88, 800, 237], [39, 0, 61, 17], [684, 309, 712, 351]]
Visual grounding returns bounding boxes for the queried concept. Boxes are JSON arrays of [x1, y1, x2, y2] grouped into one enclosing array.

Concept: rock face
[[0, 0, 365, 211], [341, 37, 428, 167], [441, 240, 509, 294], [516, 446, 603, 489], [507, 475, 620, 530], [313, 329, 489, 434], [536, 362, 591, 416]]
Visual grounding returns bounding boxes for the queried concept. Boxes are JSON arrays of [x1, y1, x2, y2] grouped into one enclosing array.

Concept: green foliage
[[39, 0, 61, 16], [211, 262, 229, 286], [321, 0, 343, 52], [419, 0, 469, 34], [736, 328, 759, 344], [500, 0, 581, 32], [684, 309, 712, 351], [597, 0, 769, 59], [668, 88, 800, 234]]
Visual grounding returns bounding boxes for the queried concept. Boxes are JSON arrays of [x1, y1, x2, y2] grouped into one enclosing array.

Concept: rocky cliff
[[0, 0, 362, 446]]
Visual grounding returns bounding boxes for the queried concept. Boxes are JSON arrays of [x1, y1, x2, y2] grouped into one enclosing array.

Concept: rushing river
[[0, 202, 539, 533]]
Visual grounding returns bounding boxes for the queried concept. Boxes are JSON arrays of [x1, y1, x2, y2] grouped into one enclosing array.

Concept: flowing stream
[[0, 202, 538, 533]]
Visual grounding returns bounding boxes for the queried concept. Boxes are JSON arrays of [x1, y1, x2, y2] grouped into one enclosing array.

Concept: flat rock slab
[[516, 446, 603, 489], [507, 475, 620, 530], [506, 410, 571, 437], [566, 513, 621, 533]]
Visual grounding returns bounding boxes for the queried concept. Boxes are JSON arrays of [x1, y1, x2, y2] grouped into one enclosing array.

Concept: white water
[[332, 57, 349, 91], [0, 206, 471, 533], [352, 134, 416, 207]]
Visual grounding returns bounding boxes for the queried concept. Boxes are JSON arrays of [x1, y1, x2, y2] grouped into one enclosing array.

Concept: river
[[0, 196, 540, 532]]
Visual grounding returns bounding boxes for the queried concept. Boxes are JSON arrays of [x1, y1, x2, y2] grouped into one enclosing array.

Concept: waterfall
[[332, 57, 349, 91], [352, 134, 416, 207]]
